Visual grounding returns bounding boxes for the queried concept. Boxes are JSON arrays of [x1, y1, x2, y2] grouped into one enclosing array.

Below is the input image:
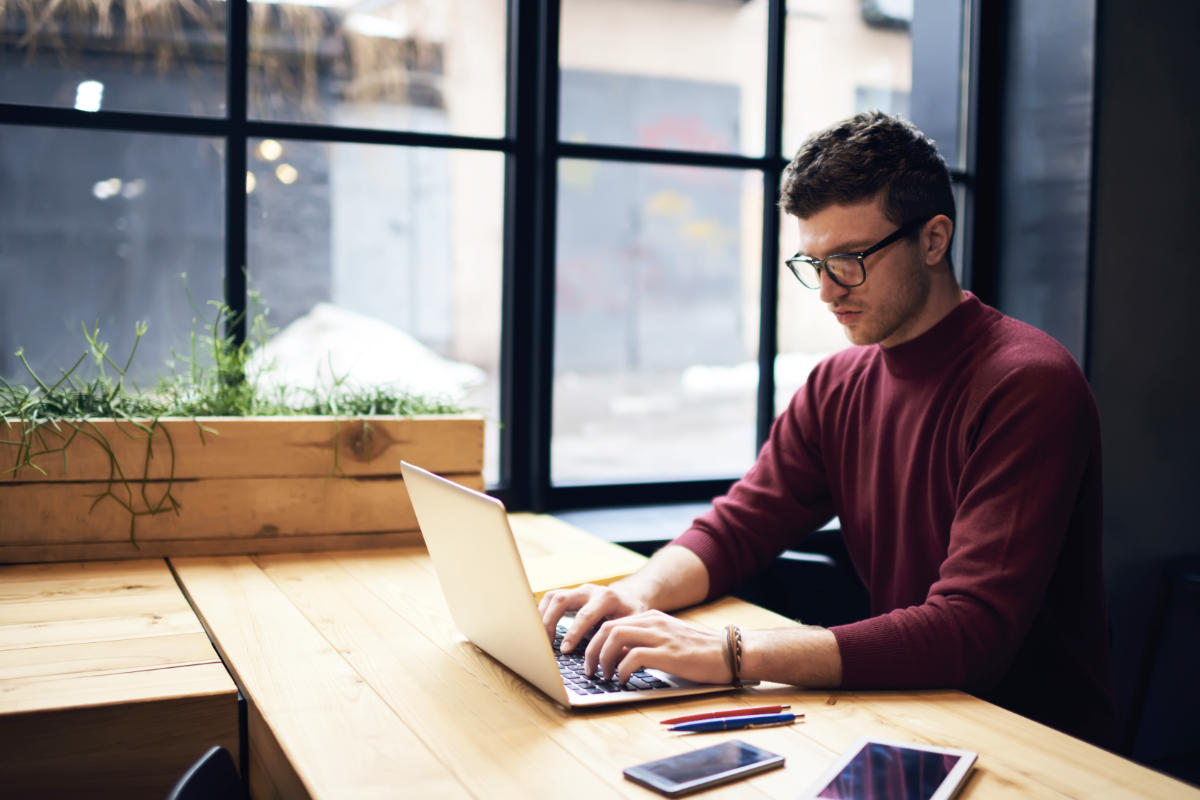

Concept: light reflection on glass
[[74, 80, 104, 112], [257, 139, 284, 161], [275, 163, 299, 185]]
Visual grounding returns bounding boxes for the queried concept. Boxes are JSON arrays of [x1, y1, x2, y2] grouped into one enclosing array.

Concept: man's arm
[[540, 543, 844, 687], [585, 616, 843, 687]]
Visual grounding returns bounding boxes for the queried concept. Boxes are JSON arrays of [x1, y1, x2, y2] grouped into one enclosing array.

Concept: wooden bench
[[0, 558, 239, 798]]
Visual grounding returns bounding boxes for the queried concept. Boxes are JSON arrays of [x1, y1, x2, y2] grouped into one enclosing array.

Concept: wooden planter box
[[0, 415, 484, 563]]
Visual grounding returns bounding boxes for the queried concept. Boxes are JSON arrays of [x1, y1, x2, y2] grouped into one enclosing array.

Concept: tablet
[[800, 736, 977, 800], [623, 739, 785, 797]]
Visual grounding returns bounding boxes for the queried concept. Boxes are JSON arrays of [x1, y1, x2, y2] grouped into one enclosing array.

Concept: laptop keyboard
[[553, 626, 672, 695]]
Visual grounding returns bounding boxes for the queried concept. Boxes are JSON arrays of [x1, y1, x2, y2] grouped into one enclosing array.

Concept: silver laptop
[[400, 461, 744, 708]]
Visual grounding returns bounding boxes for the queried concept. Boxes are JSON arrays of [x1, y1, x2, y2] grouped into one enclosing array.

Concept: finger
[[561, 589, 614, 652], [582, 617, 615, 675], [617, 646, 654, 685], [595, 620, 660, 680], [539, 589, 585, 640]]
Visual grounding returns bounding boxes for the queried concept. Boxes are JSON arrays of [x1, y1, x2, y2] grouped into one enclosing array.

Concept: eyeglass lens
[[792, 255, 863, 288]]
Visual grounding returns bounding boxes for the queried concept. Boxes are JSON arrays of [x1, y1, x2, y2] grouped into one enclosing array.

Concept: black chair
[[735, 529, 870, 627], [166, 745, 246, 800], [1124, 555, 1200, 786]]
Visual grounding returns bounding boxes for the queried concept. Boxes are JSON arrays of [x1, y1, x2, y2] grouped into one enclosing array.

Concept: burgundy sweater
[[673, 294, 1114, 744]]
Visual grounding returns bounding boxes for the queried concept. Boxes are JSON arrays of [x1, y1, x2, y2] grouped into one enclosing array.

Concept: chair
[[166, 745, 246, 800], [1124, 555, 1200, 785], [735, 529, 870, 627]]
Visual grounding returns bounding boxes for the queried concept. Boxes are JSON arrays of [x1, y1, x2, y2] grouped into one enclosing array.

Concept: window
[[0, 0, 976, 511]]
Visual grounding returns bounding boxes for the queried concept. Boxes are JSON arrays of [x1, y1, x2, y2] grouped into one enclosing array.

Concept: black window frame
[[0, 0, 984, 514]]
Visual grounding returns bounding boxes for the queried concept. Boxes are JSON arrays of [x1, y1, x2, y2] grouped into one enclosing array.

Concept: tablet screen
[[815, 741, 965, 800]]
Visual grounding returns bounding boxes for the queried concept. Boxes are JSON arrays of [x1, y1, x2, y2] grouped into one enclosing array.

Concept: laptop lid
[[400, 461, 739, 708], [401, 460, 571, 705]]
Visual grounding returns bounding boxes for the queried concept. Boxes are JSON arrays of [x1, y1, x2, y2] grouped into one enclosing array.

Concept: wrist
[[738, 627, 843, 687], [723, 625, 744, 687]]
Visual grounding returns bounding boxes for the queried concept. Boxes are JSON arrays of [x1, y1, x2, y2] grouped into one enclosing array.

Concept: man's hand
[[538, 544, 711, 653], [538, 582, 647, 653], [584, 610, 731, 685]]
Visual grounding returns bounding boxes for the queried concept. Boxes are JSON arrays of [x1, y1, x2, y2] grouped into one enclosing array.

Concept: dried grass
[[2, 0, 439, 110]]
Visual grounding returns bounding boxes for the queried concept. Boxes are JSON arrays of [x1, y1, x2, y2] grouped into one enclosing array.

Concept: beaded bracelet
[[724, 624, 744, 688]]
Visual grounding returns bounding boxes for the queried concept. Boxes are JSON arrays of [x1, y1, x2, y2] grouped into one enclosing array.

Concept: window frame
[[0, 0, 982, 513]]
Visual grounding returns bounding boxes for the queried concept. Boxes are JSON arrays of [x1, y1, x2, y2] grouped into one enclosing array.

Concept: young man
[[539, 111, 1114, 746]]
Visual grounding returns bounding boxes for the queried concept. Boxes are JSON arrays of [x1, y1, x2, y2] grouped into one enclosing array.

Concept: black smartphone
[[623, 739, 785, 797]]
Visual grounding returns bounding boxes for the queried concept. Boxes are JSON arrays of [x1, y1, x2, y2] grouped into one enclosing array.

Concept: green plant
[[1, 292, 469, 546]]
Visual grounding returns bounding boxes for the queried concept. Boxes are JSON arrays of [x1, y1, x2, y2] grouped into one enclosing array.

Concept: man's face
[[794, 194, 932, 348]]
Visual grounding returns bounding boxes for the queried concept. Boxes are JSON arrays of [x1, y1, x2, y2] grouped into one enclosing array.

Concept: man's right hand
[[538, 582, 648, 653]]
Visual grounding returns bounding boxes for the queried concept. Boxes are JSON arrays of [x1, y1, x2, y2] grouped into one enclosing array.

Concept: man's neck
[[881, 271, 965, 349]]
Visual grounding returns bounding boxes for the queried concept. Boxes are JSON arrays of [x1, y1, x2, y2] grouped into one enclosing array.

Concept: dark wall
[[989, 0, 1200, 763], [994, 0, 1094, 363], [1089, 0, 1200, 760]]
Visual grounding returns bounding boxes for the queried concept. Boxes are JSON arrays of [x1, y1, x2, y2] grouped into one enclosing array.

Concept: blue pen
[[668, 712, 799, 733]]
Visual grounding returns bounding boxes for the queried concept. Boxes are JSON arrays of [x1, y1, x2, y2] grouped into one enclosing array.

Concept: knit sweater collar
[[879, 292, 999, 379]]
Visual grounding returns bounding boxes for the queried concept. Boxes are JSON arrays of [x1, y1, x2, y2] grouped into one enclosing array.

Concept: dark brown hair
[[779, 111, 955, 231]]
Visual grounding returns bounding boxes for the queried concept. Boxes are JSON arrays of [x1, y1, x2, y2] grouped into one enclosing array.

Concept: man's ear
[[922, 214, 954, 266]]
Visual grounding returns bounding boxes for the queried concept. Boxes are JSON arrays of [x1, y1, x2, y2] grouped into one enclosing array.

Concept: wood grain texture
[[1, 415, 485, 481], [0, 558, 239, 799], [169, 522, 1200, 799], [0, 472, 480, 563], [0, 691, 239, 800], [509, 512, 648, 597], [0, 530, 424, 564], [1, 415, 484, 563], [171, 554, 463, 798], [255, 550, 617, 798]]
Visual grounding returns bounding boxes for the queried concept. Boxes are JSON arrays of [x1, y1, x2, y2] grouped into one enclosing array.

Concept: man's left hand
[[583, 610, 732, 685]]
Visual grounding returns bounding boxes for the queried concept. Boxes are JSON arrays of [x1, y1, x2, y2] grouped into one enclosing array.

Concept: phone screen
[[815, 741, 965, 800], [624, 740, 784, 796]]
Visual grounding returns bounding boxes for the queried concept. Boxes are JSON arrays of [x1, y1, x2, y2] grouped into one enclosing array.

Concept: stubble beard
[[841, 262, 932, 347]]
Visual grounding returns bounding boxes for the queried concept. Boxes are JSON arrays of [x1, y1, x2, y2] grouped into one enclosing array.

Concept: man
[[539, 111, 1114, 745]]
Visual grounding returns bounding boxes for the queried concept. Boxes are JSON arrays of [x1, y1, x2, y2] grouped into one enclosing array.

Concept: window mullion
[[757, 0, 788, 449], [225, 0, 249, 345]]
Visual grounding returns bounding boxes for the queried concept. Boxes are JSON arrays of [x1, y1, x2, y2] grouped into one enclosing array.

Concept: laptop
[[400, 461, 746, 708]]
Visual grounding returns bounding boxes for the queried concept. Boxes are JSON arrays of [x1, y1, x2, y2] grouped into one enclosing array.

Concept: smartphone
[[800, 737, 977, 800], [623, 739, 785, 797]]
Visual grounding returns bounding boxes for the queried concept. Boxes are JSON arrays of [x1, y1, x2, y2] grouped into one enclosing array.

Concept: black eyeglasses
[[785, 216, 931, 289]]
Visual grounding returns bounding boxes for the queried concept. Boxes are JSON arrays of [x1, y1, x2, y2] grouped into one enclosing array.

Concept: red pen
[[659, 704, 795, 725]]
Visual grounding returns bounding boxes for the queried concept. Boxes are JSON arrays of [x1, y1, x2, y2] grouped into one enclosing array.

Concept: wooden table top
[[169, 514, 1199, 799], [0, 558, 235, 714], [0, 558, 239, 798]]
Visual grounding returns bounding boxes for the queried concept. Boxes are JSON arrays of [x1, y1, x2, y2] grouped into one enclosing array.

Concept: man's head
[[780, 112, 962, 347], [779, 111, 956, 236]]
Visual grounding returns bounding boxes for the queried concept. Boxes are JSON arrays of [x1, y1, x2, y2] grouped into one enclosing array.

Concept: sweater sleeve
[[830, 357, 1100, 691], [671, 365, 839, 598]]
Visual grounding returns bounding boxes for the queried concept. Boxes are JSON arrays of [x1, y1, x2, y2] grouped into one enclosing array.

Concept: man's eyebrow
[[797, 237, 876, 259]]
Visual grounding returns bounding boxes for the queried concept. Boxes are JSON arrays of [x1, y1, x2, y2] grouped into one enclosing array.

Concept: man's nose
[[818, 270, 849, 303]]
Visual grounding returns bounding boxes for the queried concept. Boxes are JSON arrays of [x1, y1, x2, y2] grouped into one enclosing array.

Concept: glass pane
[[784, 1, 967, 165], [775, 209, 851, 414], [783, 0, 915, 156], [247, 140, 503, 483], [554, 160, 762, 483], [559, 0, 767, 156], [0, 1, 226, 116], [0, 126, 224, 387], [248, 0, 506, 138]]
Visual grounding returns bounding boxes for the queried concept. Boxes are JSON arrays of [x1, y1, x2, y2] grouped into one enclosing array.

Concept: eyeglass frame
[[785, 216, 933, 289]]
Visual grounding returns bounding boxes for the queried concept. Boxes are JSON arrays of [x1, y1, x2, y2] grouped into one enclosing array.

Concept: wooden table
[[167, 514, 1199, 799], [0, 558, 239, 798]]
